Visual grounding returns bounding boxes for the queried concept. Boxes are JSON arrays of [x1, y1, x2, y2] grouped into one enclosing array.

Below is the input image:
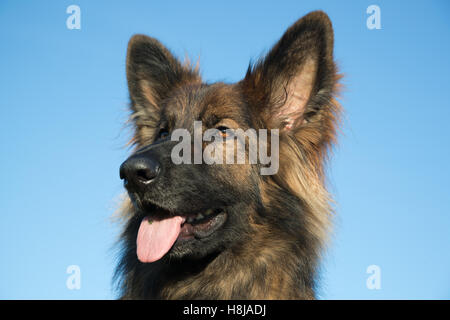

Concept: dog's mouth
[[136, 204, 227, 263]]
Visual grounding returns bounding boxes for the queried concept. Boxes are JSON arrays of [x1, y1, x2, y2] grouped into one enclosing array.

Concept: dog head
[[120, 11, 340, 263]]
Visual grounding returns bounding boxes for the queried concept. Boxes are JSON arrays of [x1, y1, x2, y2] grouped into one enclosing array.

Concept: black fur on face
[[120, 80, 264, 261]]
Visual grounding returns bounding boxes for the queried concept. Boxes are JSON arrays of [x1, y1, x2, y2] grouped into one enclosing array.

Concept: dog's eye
[[216, 126, 230, 138], [158, 128, 169, 140]]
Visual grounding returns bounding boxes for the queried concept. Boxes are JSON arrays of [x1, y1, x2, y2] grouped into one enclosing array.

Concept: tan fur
[[115, 11, 342, 300]]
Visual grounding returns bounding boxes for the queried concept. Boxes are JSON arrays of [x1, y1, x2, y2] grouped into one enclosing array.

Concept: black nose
[[119, 154, 160, 189]]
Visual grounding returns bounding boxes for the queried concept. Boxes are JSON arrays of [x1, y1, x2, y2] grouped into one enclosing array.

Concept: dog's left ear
[[242, 11, 340, 133], [125, 35, 200, 145]]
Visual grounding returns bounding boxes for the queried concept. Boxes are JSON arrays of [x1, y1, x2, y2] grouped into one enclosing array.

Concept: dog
[[114, 10, 342, 299]]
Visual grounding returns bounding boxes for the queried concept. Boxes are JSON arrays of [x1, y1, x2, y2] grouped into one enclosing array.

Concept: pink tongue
[[136, 216, 184, 263]]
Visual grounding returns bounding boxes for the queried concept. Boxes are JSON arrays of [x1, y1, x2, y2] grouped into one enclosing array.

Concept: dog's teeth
[[186, 211, 216, 223]]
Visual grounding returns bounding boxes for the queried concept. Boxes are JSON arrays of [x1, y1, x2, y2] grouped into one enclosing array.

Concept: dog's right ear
[[126, 35, 199, 143], [241, 11, 340, 138]]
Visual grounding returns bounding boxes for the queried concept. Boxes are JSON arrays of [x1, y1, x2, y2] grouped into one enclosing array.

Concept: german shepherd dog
[[115, 11, 342, 299]]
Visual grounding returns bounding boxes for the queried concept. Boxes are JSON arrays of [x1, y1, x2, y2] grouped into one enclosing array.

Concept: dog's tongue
[[136, 216, 184, 263]]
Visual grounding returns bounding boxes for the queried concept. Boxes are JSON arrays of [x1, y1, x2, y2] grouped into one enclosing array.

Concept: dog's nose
[[119, 154, 160, 189]]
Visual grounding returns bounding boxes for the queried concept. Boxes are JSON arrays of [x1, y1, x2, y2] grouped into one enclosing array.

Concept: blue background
[[1, 0, 449, 299]]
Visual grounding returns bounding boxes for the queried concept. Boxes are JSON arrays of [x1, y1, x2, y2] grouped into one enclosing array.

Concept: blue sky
[[0, 0, 449, 299]]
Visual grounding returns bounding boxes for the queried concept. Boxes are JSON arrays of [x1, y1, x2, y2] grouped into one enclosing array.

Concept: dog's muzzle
[[120, 151, 161, 191]]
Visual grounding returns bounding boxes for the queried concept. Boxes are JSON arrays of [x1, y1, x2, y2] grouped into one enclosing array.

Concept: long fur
[[114, 11, 342, 300]]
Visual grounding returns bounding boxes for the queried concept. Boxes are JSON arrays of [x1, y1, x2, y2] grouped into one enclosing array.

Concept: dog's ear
[[126, 35, 199, 143], [242, 11, 340, 135]]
